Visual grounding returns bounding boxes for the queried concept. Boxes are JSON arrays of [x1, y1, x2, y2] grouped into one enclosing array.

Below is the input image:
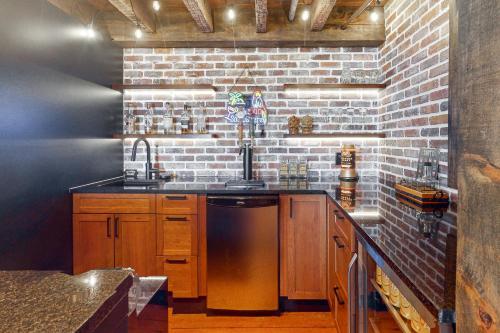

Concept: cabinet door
[[327, 200, 336, 311], [285, 195, 327, 299], [73, 214, 114, 274], [114, 214, 155, 276]]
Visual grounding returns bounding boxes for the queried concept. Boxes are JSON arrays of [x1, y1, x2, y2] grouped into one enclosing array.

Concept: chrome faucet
[[131, 138, 158, 180]]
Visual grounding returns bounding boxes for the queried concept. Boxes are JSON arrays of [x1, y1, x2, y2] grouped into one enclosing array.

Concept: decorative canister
[[300, 115, 313, 134], [340, 144, 356, 169], [381, 272, 391, 295], [375, 266, 383, 285], [389, 283, 401, 308], [288, 116, 300, 135], [134, 115, 145, 134], [410, 306, 421, 332], [400, 294, 411, 319]]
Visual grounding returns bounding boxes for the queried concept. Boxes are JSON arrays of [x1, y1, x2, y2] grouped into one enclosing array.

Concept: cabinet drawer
[[334, 284, 348, 333], [156, 194, 198, 215], [157, 215, 198, 256], [157, 256, 198, 298], [333, 207, 353, 249], [73, 194, 155, 214], [333, 227, 351, 295]]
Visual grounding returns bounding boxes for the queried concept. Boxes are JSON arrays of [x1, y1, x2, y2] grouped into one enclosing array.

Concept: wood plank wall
[[450, 0, 500, 331]]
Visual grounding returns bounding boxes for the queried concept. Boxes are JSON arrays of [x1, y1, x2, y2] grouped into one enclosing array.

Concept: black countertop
[[72, 176, 456, 321]]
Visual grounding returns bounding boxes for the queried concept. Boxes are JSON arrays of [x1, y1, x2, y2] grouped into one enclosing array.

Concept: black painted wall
[[0, 0, 123, 272]]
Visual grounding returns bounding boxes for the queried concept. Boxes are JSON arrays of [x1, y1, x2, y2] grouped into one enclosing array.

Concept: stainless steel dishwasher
[[206, 195, 279, 312]]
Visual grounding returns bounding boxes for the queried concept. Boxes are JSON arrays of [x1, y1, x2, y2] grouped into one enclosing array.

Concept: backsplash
[[122, 47, 382, 179]]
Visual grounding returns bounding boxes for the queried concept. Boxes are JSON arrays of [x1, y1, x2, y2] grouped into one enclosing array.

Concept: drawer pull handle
[[333, 286, 345, 305], [106, 217, 111, 238], [166, 258, 187, 264], [165, 195, 187, 200], [335, 213, 345, 220], [166, 216, 188, 221], [114, 217, 119, 238], [333, 235, 345, 248]]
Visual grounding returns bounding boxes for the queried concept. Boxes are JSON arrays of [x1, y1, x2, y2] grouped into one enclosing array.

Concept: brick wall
[[376, 0, 457, 310], [123, 47, 382, 179]]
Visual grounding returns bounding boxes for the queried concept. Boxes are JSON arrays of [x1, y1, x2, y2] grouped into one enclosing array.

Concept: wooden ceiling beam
[[344, 0, 372, 26], [288, 0, 298, 21], [182, 0, 214, 32], [255, 0, 268, 32], [108, 0, 156, 32], [310, 0, 337, 31], [109, 7, 384, 47], [48, 0, 98, 25]]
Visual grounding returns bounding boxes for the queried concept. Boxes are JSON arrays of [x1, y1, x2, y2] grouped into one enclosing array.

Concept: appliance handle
[[207, 196, 278, 208], [348, 253, 358, 333]]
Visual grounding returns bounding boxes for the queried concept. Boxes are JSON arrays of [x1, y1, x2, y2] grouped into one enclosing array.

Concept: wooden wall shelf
[[283, 83, 387, 90], [113, 133, 218, 139], [112, 84, 216, 92], [283, 133, 386, 138]]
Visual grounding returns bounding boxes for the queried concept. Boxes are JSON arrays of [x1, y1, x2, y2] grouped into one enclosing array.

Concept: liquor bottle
[[180, 104, 191, 134], [163, 102, 174, 135]]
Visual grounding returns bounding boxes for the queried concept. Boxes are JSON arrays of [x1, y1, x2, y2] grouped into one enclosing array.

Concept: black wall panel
[[0, 0, 123, 271]]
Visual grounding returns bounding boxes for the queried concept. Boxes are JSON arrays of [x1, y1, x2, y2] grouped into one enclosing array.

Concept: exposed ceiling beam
[[344, 0, 372, 26], [288, 0, 298, 21], [48, 0, 98, 25], [310, 0, 337, 31], [108, 0, 156, 33], [109, 7, 384, 48], [182, 0, 214, 32], [255, 0, 268, 32]]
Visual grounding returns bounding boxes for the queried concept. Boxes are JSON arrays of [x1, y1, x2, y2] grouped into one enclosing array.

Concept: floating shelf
[[283, 132, 386, 138], [111, 84, 216, 92], [113, 133, 218, 139], [283, 83, 387, 91]]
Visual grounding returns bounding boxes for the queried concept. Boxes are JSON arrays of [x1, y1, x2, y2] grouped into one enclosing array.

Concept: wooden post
[[451, 0, 500, 331]]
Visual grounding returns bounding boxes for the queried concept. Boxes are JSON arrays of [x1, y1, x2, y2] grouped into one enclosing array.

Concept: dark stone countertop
[[0, 269, 133, 333], [72, 176, 456, 322]]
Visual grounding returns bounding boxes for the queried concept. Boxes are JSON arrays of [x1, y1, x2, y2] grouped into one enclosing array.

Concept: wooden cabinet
[[114, 214, 155, 276], [73, 213, 154, 276], [74, 193, 155, 214], [282, 194, 327, 300], [327, 197, 356, 333], [156, 194, 198, 215], [73, 194, 156, 276], [73, 214, 114, 274], [156, 214, 198, 256], [156, 256, 198, 298]]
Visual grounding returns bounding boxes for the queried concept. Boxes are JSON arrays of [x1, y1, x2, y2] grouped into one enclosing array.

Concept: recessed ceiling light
[[86, 26, 96, 38], [227, 7, 236, 21], [301, 9, 310, 22], [135, 28, 143, 39], [370, 10, 379, 22], [152, 1, 160, 12]]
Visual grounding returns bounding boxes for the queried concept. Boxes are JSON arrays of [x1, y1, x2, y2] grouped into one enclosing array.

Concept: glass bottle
[[164, 102, 174, 135], [180, 104, 191, 134], [196, 108, 207, 134]]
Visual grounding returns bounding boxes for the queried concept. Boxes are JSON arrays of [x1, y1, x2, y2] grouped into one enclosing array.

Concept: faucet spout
[[131, 138, 153, 179]]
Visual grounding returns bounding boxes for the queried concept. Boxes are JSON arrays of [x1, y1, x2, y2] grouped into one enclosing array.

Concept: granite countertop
[[0, 269, 133, 333], [72, 176, 456, 321]]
